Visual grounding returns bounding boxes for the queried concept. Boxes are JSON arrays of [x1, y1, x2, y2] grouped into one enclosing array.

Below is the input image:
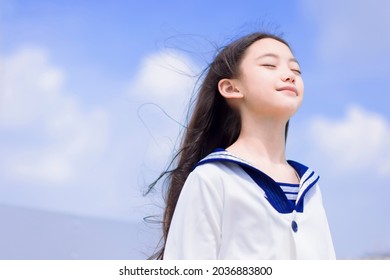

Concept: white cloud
[[0, 47, 109, 184], [0, 47, 200, 221], [127, 51, 199, 120], [128, 51, 197, 97], [126, 51, 199, 174], [309, 104, 390, 175], [0, 48, 64, 127]]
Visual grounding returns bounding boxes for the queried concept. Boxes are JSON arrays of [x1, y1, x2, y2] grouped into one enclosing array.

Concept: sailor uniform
[[164, 149, 336, 259]]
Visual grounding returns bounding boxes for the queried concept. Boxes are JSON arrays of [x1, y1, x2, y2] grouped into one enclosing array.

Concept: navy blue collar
[[195, 149, 320, 214]]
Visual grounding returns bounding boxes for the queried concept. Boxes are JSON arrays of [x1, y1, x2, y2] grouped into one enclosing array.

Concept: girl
[[151, 32, 336, 259]]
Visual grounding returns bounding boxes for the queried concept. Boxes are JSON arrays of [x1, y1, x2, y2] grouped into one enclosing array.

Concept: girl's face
[[235, 38, 304, 120]]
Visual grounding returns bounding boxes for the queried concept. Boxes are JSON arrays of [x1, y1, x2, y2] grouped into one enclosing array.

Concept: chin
[[278, 103, 301, 118]]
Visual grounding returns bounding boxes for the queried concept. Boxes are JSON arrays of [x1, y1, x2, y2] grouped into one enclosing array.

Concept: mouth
[[277, 86, 298, 96]]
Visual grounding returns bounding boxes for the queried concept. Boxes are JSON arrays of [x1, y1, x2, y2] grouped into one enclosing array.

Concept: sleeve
[[163, 167, 224, 259]]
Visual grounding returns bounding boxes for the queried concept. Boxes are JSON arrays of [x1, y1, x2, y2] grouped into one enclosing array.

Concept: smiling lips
[[277, 86, 298, 96]]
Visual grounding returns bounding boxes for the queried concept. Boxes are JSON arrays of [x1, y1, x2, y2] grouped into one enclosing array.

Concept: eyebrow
[[256, 53, 300, 65]]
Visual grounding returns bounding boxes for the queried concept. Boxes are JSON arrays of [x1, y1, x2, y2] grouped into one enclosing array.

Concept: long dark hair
[[149, 32, 291, 259]]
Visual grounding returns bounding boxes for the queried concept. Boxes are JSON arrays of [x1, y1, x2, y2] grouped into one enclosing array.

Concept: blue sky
[[1, 0, 390, 259]]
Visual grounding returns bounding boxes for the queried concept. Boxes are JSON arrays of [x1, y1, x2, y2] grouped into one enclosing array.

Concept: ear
[[218, 78, 244, 100]]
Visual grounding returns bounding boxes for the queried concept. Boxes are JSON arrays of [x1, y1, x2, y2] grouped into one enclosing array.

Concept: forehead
[[244, 38, 294, 60]]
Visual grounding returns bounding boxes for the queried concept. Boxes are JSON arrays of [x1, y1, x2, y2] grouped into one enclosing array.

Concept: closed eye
[[262, 64, 276, 68], [291, 69, 301, 75]]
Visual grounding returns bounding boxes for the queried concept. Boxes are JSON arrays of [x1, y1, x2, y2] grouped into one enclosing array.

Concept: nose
[[281, 72, 296, 83]]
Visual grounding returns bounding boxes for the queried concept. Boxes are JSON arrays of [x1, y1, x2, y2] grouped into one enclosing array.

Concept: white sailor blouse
[[164, 149, 336, 259]]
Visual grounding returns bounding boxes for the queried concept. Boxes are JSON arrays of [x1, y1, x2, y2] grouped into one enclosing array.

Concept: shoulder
[[181, 150, 252, 198], [191, 149, 249, 178], [189, 160, 242, 185], [174, 161, 233, 215]]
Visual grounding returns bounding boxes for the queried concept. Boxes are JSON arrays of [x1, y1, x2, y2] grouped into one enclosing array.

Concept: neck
[[227, 115, 288, 164]]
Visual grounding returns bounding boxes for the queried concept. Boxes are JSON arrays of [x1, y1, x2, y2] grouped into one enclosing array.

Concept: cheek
[[297, 78, 304, 95], [243, 67, 272, 84]]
